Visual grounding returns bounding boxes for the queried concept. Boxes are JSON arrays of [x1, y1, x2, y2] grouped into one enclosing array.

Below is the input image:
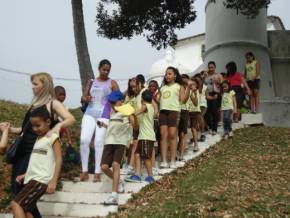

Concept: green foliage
[[96, 0, 197, 50], [223, 0, 271, 18]]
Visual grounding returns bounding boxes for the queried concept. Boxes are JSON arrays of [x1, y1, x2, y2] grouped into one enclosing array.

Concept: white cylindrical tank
[[204, 0, 275, 98]]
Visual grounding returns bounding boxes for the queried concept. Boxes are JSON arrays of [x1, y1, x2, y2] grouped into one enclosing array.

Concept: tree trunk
[[71, 0, 94, 93]]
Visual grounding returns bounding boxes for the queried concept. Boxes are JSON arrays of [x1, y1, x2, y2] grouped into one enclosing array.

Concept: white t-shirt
[[24, 133, 59, 185]]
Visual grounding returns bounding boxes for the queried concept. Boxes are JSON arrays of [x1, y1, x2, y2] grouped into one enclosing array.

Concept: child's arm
[[47, 139, 62, 194], [190, 91, 198, 107], [232, 94, 237, 114], [0, 123, 10, 154], [129, 115, 138, 131], [179, 83, 191, 104], [134, 104, 147, 117], [152, 100, 159, 118]]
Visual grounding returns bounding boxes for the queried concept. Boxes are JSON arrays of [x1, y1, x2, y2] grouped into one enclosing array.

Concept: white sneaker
[[152, 167, 159, 176], [229, 131, 234, 137], [104, 195, 118, 206], [120, 165, 135, 175], [169, 161, 177, 169], [160, 162, 169, 168], [118, 180, 125, 193]]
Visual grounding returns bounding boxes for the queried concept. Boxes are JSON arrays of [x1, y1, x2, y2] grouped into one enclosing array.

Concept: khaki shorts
[[189, 112, 201, 129], [101, 144, 125, 166], [135, 140, 154, 159], [159, 110, 180, 128], [14, 180, 47, 212]]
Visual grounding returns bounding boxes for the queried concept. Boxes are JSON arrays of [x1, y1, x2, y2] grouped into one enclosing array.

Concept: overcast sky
[[0, 0, 289, 107]]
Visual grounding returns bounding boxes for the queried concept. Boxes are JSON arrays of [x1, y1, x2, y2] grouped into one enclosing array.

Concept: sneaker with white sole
[[125, 175, 142, 183], [152, 167, 159, 176], [160, 162, 169, 169], [229, 131, 234, 138], [118, 180, 125, 193], [120, 165, 135, 175], [104, 195, 118, 206], [169, 161, 177, 169]]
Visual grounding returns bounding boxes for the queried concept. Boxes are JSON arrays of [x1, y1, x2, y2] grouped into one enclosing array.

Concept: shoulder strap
[[50, 100, 56, 122]]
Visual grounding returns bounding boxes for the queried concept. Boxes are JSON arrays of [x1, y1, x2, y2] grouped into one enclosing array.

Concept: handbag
[[6, 121, 30, 164]]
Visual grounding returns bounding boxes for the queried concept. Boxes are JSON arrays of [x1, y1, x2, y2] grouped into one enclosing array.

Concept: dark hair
[[136, 74, 146, 85], [192, 78, 200, 89], [30, 106, 51, 121], [193, 73, 202, 80], [221, 80, 231, 93], [149, 80, 160, 90], [162, 66, 183, 86], [54, 86, 65, 94], [127, 78, 136, 98], [246, 52, 255, 60], [226, 61, 237, 77], [208, 61, 216, 67], [98, 59, 111, 69], [141, 89, 153, 103], [220, 72, 226, 77]]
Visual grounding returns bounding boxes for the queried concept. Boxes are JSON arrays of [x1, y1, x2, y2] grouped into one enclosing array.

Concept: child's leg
[[112, 162, 121, 193], [160, 125, 169, 163], [151, 149, 156, 168], [134, 154, 142, 176], [26, 212, 33, 218], [11, 201, 26, 218], [168, 127, 178, 162], [191, 127, 198, 148], [144, 158, 153, 177], [101, 164, 113, 179], [129, 139, 138, 166], [101, 145, 114, 179]]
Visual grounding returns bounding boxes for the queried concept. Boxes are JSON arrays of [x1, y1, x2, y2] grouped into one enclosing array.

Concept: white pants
[[80, 115, 109, 174]]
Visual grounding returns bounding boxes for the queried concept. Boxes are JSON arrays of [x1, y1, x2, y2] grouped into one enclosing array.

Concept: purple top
[[85, 78, 112, 119]]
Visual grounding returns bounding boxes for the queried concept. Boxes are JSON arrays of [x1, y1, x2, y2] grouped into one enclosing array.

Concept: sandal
[[79, 172, 89, 182], [93, 173, 102, 182]]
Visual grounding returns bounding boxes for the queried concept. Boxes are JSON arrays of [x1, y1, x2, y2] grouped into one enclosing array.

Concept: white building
[[148, 16, 285, 84]]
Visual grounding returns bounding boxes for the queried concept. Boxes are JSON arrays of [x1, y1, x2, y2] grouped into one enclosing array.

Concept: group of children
[[0, 63, 243, 214]]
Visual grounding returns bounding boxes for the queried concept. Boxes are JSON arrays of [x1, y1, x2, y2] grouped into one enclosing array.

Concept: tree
[[96, 0, 272, 50], [71, 0, 94, 92], [223, 0, 271, 18]]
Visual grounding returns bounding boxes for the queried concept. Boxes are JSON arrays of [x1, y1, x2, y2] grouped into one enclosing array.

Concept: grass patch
[[110, 127, 290, 218]]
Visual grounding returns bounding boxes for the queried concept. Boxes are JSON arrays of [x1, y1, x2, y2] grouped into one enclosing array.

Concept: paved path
[[0, 122, 245, 218]]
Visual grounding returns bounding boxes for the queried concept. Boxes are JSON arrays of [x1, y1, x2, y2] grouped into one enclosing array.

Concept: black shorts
[[14, 180, 47, 212], [247, 79, 260, 90], [232, 86, 245, 109]]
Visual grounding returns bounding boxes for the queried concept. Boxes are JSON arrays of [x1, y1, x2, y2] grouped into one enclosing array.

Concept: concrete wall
[[204, 0, 290, 127], [268, 31, 290, 97]]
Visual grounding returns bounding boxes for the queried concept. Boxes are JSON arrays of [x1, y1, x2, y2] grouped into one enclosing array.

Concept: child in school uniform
[[221, 80, 237, 139], [100, 91, 137, 205], [188, 79, 201, 152], [125, 90, 156, 184], [11, 106, 62, 218]]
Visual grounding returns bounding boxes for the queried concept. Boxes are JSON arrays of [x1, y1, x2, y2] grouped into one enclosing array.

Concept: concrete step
[[37, 202, 117, 217], [61, 180, 147, 193], [40, 192, 132, 205], [241, 113, 263, 125]]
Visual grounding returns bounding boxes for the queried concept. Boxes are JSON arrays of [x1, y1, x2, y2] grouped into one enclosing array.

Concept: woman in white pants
[[80, 59, 119, 182]]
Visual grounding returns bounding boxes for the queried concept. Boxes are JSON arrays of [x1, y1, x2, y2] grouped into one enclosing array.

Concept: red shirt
[[225, 73, 244, 87]]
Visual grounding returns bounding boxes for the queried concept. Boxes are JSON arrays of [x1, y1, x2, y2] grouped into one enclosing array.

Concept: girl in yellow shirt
[[157, 67, 191, 169]]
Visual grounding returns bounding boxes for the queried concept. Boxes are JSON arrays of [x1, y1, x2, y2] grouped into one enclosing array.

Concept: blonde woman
[[7, 72, 75, 218]]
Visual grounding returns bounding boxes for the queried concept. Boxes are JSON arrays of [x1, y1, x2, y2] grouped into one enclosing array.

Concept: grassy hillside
[[0, 100, 83, 212]]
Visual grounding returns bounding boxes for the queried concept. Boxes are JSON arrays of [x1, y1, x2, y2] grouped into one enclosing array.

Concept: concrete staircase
[[0, 122, 245, 218]]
